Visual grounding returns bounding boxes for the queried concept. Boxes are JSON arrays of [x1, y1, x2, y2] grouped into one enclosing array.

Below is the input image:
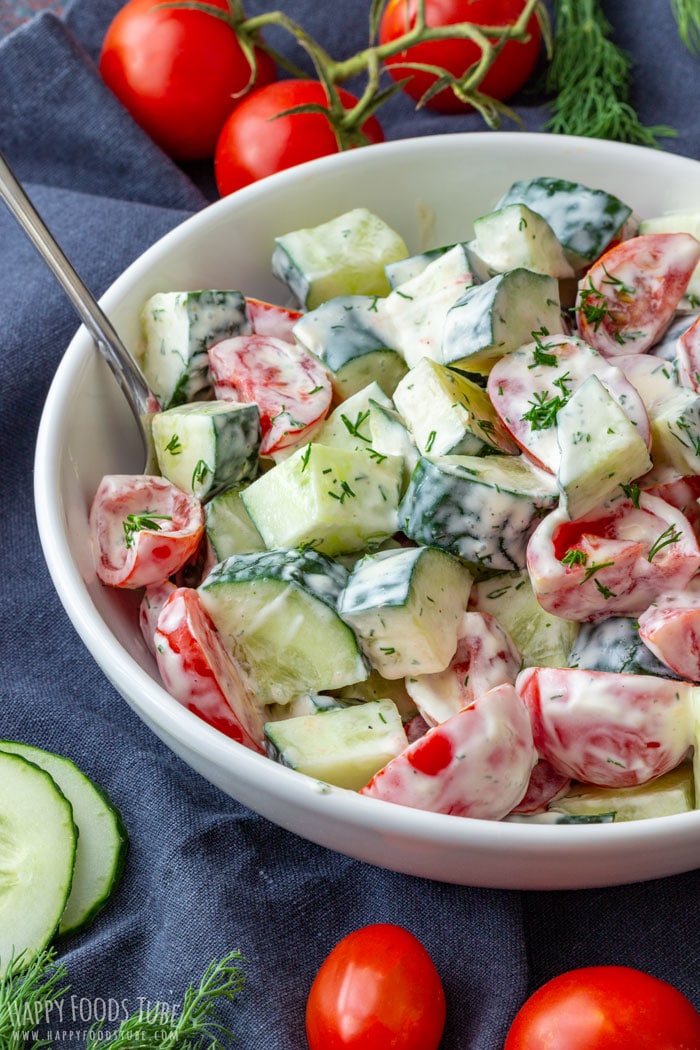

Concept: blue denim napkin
[[1, 2, 699, 1047]]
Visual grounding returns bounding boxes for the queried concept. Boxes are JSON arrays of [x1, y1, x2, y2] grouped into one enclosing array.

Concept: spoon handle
[[0, 151, 151, 422]]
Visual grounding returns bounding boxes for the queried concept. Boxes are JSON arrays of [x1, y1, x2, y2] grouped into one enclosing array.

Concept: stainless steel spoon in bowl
[[0, 150, 153, 463]]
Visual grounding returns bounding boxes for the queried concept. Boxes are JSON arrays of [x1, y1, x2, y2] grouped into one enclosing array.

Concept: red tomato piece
[[576, 233, 700, 357], [638, 577, 700, 682], [526, 494, 700, 621], [508, 758, 571, 816], [405, 611, 521, 726], [245, 297, 303, 342], [644, 473, 700, 534], [487, 334, 650, 473], [154, 587, 265, 750], [208, 334, 332, 455], [676, 314, 700, 391], [379, 0, 542, 113], [504, 965, 700, 1050], [361, 683, 535, 818], [89, 474, 204, 589], [214, 79, 384, 196], [99, 0, 276, 160], [139, 578, 178, 657], [306, 924, 446, 1050], [517, 666, 693, 788]]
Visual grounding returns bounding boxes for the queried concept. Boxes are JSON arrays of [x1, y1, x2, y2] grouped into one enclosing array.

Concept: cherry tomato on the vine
[[379, 0, 542, 113], [305, 923, 446, 1050], [213, 79, 384, 197], [99, 0, 276, 160], [504, 965, 700, 1050]]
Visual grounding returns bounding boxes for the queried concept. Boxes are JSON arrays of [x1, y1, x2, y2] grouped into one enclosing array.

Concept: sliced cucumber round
[[0, 751, 77, 975], [0, 742, 128, 938]]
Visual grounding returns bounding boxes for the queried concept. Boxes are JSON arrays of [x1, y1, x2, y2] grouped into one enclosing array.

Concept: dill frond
[[671, 0, 700, 54], [85, 950, 246, 1050], [0, 949, 69, 1050], [546, 0, 676, 146]]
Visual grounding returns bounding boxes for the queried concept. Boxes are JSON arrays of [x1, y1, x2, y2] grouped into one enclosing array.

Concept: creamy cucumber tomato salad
[[89, 177, 700, 824]]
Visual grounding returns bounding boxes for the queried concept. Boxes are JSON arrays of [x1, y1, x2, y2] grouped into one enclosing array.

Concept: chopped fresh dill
[[123, 512, 172, 549]]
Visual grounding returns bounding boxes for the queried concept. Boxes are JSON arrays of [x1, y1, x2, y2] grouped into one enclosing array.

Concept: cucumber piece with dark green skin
[[264, 698, 407, 790], [338, 545, 473, 679], [0, 741, 128, 938], [0, 750, 77, 973], [293, 295, 407, 399], [441, 268, 563, 374], [271, 207, 409, 309], [568, 617, 684, 680], [199, 547, 369, 702], [550, 761, 695, 822], [139, 289, 250, 409], [152, 400, 261, 500], [399, 454, 558, 573], [494, 177, 633, 268], [469, 203, 575, 280]]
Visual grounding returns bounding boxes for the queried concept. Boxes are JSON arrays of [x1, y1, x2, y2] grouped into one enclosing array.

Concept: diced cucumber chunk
[[494, 177, 633, 268], [441, 268, 563, 374], [241, 443, 403, 556], [199, 548, 368, 702], [556, 375, 652, 519], [393, 357, 518, 457], [400, 454, 558, 573], [568, 616, 683, 679], [264, 698, 407, 790], [338, 546, 472, 678], [470, 204, 575, 279], [152, 400, 261, 500], [647, 387, 700, 474], [272, 207, 408, 310], [470, 570, 578, 668], [639, 211, 700, 298], [0, 751, 77, 974], [139, 290, 249, 409], [292, 295, 407, 399], [382, 243, 477, 368], [205, 486, 266, 562], [385, 245, 455, 288], [0, 741, 128, 938], [368, 399, 420, 491], [334, 668, 418, 721], [550, 761, 695, 822], [313, 382, 393, 451]]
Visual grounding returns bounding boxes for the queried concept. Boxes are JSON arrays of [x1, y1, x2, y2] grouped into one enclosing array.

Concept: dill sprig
[[546, 0, 676, 146], [672, 0, 700, 54], [85, 951, 246, 1050], [0, 949, 69, 1050]]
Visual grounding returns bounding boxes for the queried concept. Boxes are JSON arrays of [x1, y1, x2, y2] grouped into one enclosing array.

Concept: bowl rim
[[34, 131, 700, 884]]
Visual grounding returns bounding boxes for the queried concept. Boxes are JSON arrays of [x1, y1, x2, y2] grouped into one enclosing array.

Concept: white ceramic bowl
[[35, 132, 700, 890]]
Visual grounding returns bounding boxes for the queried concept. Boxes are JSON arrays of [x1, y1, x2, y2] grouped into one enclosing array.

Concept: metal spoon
[[0, 150, 153, 462]]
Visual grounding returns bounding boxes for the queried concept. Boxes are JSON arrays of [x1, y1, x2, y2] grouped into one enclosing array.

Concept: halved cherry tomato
[[576, 232, 700, 356], [99, 0, 276, 159], [154, 587, 265, 750], [504, 966, 700, 1050], [379, 0, 542, 113], [208, 334, 333, 455], [306, 923, 446, 1050], [213, 80, 384, 196], [89, 474, 204, 589]]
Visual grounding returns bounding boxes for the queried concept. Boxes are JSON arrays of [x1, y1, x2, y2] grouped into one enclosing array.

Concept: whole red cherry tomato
[[213, 79, 384, 196], [379, 0, 542, 113], [305, 923, 446, 1050], [99, 0, 276, 160], [504, 965, 700, 1050]]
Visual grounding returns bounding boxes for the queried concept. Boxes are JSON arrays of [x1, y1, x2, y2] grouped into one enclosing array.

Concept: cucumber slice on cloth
[[0, 751, 77, 974], [0, 741, 128, 938]]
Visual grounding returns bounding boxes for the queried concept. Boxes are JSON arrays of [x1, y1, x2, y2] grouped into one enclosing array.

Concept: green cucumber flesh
[[0, 741, 128, 938], [0, 751, 77, 974]]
